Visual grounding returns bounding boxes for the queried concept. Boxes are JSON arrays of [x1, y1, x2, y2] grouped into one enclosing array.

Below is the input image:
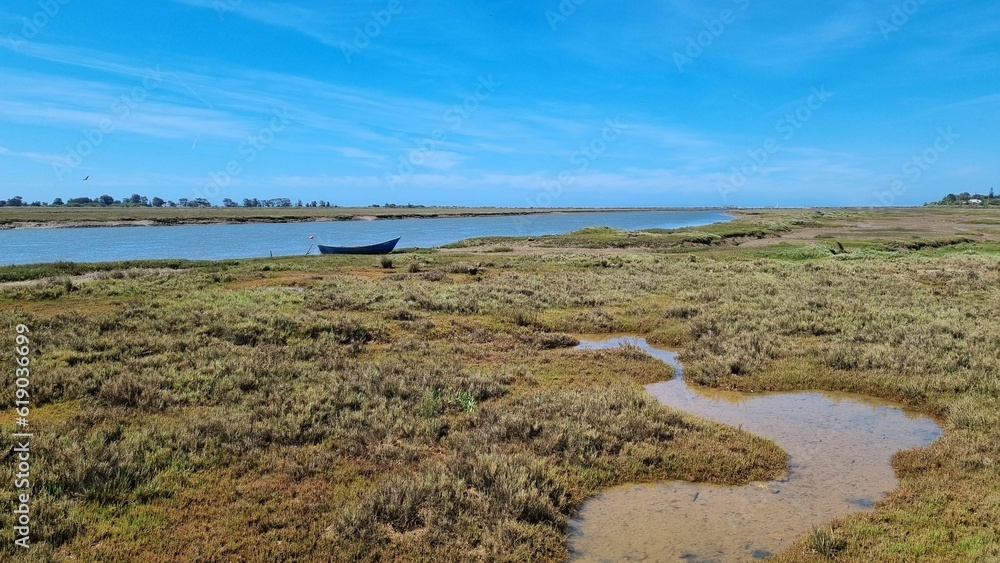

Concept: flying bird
[[82, 176, 89, 181]]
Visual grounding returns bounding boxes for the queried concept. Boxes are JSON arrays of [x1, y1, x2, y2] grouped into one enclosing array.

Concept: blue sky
[[1, 0, 998, 207]]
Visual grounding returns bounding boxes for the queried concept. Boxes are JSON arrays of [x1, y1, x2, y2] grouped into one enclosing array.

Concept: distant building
[[969, 199, 982, 204]]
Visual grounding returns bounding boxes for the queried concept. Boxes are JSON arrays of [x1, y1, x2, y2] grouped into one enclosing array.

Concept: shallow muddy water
[[569, 337, 942, 562]]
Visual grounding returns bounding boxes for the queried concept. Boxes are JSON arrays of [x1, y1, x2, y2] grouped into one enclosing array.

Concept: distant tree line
[[1, 194, 183, 208], [0, 193, 428, 209], [929, 188, 997, 206]]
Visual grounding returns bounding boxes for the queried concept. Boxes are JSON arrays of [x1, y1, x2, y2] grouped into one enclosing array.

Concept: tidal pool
[[569, 337, 942, 562]]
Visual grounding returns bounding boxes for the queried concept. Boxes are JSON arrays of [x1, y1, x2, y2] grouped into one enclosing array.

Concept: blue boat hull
[[317, 237, 401, 255]]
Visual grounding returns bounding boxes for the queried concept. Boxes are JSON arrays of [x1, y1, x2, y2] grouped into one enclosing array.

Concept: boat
[[316, 237, 401, 255]]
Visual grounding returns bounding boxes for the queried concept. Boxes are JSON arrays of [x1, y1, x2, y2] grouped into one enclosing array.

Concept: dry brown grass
[[0, 252, 785, 561]]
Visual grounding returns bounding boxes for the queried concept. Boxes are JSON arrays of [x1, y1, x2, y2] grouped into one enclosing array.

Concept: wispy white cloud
[[728, 4, 883, 70], [2, 40, 167, 79], [944, 94, 1000, 109], [0, 145, 65, 165], [3, 38, 715, 171], [321, 146, 386, 161], [0, 70, 251, 141], [171, 0, 370, 47], [267, 154, 883, 202]]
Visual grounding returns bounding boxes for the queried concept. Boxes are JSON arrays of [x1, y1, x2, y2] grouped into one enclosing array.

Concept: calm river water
[[0, 210, 729, 265]]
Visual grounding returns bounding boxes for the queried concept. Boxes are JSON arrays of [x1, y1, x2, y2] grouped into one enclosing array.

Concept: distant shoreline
[[0, 207, 733, 230]]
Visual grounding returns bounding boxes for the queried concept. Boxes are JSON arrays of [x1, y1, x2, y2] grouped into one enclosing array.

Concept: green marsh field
[[2, 207, 999, 561]]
